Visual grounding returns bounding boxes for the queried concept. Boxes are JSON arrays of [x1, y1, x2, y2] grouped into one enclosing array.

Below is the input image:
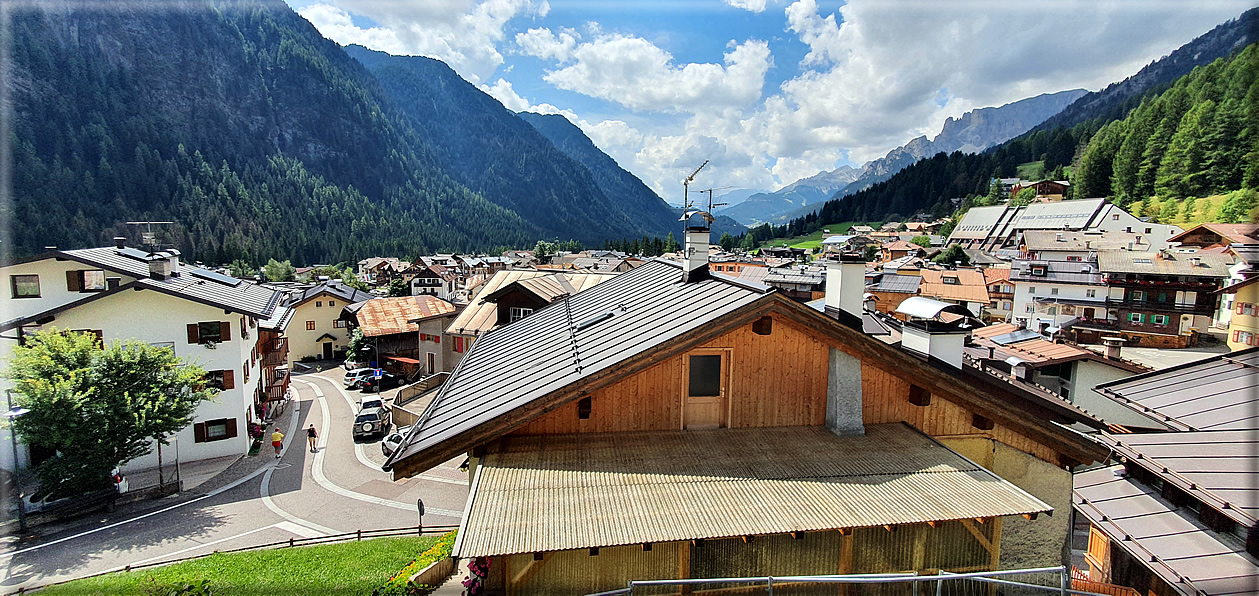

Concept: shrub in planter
[[373, 531, 457, 596]]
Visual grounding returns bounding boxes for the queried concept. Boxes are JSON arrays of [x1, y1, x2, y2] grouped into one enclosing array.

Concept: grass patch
[[759, 222, 873, 251], [1016, 160, 1045, 180], [41, 535, 440, 596]]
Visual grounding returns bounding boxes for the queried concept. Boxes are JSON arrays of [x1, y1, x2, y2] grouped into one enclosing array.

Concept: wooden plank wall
[[511, 315, 829, 435], [860, 363, 1059, 463]]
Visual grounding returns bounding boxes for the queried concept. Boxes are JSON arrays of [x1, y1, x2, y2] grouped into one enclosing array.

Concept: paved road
[[0, 370, 467, 593]]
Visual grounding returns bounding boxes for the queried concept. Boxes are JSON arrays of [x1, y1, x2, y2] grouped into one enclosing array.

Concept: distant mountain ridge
[[518, 112, 746, 238], [731, 88, 1087, 225], [716, 165, 861, 225]]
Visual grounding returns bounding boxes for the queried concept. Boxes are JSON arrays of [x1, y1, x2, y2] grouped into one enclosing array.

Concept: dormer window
[[943, 276, 959, 285], [1031, 266, 1046, 276], [509, 307, 533, 323]]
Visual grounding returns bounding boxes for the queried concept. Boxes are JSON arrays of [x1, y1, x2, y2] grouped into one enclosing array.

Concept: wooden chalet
[[384, 233, 1106, 594]]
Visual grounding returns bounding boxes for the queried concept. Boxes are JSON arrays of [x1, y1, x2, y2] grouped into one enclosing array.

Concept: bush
[[373, 531, 457, 596]]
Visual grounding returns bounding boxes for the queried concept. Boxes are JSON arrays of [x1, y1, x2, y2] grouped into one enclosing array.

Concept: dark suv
[[360, 372, 402, 393], [353, 407, 392, 439]]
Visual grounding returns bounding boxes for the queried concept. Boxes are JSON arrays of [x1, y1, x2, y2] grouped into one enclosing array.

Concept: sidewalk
[[120, 454, 241, 494]]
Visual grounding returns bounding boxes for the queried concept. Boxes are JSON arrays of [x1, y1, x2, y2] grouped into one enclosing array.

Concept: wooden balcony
[[261, 337, 289, 367], [264, 368, 290, 402]]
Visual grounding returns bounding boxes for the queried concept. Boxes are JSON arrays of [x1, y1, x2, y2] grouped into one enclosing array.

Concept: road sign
[[374, 368, 383, 379]]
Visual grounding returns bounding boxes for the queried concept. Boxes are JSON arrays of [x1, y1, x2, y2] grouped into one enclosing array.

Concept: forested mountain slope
[[347, 46, 677, 243], [8, 0, 542, 264]]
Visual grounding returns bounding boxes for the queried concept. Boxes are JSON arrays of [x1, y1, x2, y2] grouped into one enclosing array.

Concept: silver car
[[381, 425, 412, 456]]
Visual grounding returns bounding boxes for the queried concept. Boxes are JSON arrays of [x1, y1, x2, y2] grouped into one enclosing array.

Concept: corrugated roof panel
[[456, 424, 1051, 557]]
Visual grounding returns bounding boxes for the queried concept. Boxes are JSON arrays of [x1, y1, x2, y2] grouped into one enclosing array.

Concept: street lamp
[[5, 391, 29, 534]]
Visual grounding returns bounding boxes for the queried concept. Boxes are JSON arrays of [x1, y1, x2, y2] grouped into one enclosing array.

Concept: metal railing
[[11, 525, 459, 595], [587, 566, 1119, 596]]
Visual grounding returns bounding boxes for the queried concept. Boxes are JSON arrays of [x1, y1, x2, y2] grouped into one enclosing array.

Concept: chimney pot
[[113, 237, 126, 249]]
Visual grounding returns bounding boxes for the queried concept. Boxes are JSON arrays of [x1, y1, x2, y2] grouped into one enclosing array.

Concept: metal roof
[[894, 296, 970, 320], [355, 295, 456, 337], [1101, 431, 1258, 528], [454, 424, 1052, 557], [283, 281, 375, 308], [391, 260, 773, 469], [950, 205, 1011, 240], [60, 247, 281, 318], [1022, 230, 1154, 252], [1097, 251, 1232, 277], [1094, 348, 1259, 432], [873, 274, 921, 294], [1013, 198, 1106, 230], [1074, 463, 1259, 595], [1009, 259, 1105, 284], [445, 271, 616, 336]]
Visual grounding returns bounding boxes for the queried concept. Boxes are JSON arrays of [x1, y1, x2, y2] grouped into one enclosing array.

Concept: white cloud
[[540, 35, 772, 113], [297, 0, 549, 84], [480, 78, 575, 117], [514, 27, 578, 62], [725, 0, 772, 12]]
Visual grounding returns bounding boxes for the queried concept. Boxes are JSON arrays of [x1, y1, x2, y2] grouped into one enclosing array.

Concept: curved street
[[0, 370, 467, 594]]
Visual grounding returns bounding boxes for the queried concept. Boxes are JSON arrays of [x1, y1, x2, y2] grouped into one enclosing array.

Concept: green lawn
[[1016, 160, 1045, 180], [761, 222, 869, 251], [41, 535, 441, 596]]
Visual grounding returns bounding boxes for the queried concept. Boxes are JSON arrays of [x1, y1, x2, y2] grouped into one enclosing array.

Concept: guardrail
[[11, 525, 460, 595]]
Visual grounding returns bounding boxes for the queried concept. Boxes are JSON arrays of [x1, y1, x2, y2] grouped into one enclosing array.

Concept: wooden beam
[[839, 530, 854, 596], [960, 518, 996, 557], [679, 539, 692, 595], [990, 517, 1004, 572]]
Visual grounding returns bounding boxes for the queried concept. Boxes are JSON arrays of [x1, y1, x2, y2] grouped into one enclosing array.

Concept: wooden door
[[426, 352, 436, 375], [322, 342, 333, 359], [684, 351, 728, 430]]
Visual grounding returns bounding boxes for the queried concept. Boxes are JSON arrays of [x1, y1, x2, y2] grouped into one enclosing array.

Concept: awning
[[388, 356, 421, 365], [454, 423, 1051, 557]]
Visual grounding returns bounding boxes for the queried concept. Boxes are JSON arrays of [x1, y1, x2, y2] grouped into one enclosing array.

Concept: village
[[1, 180, 1255, 595]]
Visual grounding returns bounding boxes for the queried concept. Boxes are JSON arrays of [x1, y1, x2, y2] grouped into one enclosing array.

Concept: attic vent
[[574, 310, 615, 332]]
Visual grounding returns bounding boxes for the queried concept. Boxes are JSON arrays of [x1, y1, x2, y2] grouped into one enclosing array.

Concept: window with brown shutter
[[219, 321, 231, 342], [222, 369, 235, 390], [195, 418, 237, 443], [194, 422, 206, 443], [66, 270, 82, 292], [187, 324, 200, 344]]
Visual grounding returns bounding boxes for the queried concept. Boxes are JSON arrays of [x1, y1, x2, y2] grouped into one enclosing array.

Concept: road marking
[[1, 449, 279, 559], [275, 520, 325, 539], [258, 401, 337, 537], [126, 524, 279, 567], [295, 378, 464, 519]]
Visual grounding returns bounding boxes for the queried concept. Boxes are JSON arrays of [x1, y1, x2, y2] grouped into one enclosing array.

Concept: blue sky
[[285, 0, 1254, 203]]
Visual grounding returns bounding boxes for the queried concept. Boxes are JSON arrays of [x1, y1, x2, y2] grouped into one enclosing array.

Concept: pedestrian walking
[[271, 427, 284, 459], [307, 424, 318, 453]]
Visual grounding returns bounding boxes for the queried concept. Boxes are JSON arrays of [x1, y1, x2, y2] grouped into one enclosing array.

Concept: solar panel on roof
[[116, 247, 151, 261], [990, 329, 1041, 345], [189, 267, 243, 287]]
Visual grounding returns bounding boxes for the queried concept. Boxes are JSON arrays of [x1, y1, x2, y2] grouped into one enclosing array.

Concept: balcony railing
[[265, 369, 291, 401], [261, 338, 289, 367]]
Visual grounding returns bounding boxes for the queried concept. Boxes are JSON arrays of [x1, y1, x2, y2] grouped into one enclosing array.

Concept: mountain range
[[6, 0, 723, 264], [718, 89, 1087, 225]]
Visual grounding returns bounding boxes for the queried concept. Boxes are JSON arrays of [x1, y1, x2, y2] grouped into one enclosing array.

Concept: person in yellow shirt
[[271, 427, 284, 459]]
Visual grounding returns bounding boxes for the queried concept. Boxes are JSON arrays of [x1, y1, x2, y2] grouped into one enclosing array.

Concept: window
[[1026, 304, 1034, 313], [67, 269, 107, 292], [187, 321, 229, 344], [688, 355, 722, 397], [908, 385, 930, 407], [316, 301, 322, 308], [243, 361, 250, 383], [1066, 256, 1082, 262], [1235, 330, 1258, 346], [1028, 287, 1036, 295], [1152, 314, 1170, 325], [1047, 306, 1058, 316], [1128, 313, 1145, 323], [1145, 228, 1152, 234], [306, 321, 316, 331], [509, 307, 533, 323], [943, 276, 959, 285], [1050, 288, 1059, 295], [453, 336, 465, 353], [1112, 214, 1120, 221], [1237, 302, 1257, 316], [577, 396, 592, 420], [333, 320, 348, 328], [10, 275, 39, 298], [204, 369, 235, 390], [329, 301, 335, 307], [1131, 290, 1145, 302], [1003, 301, 1012, 310], [1086, 289, 1097, 298], [194, 418, 238, 443]]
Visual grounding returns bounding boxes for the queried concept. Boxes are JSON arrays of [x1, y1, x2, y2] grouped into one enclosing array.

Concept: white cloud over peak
[[480, 78, 575, 118], [536, 34, 772, 113], [297, 0, 549, 84]]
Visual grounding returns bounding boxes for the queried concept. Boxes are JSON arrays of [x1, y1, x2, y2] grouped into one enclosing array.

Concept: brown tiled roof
[[983, 267, 1010, 285], [355, 295, 456, 337], [445, 270, 615, 336], [1169, 223, 1259, 245], [455, 424, 1051, 557], [918, 269, 990, 303]]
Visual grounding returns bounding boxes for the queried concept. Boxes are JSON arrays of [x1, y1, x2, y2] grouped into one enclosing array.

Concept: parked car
[[360, 372, 402, 393], [358, 397, 386, 411], [23, 469, 128, 516], [343, 359, 365, 371], [343, 368, 374, 389], [381, 425, 412, 456], [353, 407, 391, 439]]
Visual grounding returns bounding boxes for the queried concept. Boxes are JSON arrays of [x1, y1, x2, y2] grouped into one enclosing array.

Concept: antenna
[[696, 186, 734, 213], [682, 160, 708, 210], [125, 221, 175, 252]]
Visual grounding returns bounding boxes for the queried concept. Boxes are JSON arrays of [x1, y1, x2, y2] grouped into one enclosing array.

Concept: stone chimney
[[113, 236, 126, 249], [825, 254, 866, 326], [682, 227, 710, 282], [1102, 336, 1125, 360], [147, 250, 181, 280]]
